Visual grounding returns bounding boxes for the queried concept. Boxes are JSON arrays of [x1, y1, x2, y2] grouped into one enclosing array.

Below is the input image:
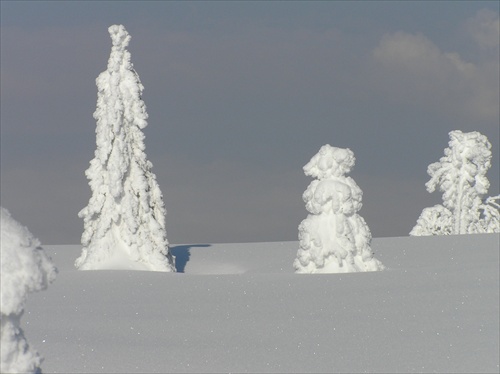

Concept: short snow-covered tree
[[294, 145, 385, 273], [1, 207, 57, 374], [411, 130, 500, 235], [76, 25, 175, 271]]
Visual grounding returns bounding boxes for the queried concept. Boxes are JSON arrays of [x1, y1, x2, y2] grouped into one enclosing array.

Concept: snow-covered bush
[[77, 25, 175, 271], [410, 205, 453, 236], [1, 207, 57, 374], [294, 145, 384, 273], [411, 130, 500, 235], [478, 195, 500, 233]]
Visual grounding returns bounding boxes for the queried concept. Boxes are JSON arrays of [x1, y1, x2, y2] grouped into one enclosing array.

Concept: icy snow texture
[[1, 207, 57, 374], [77, 25, 175, 272], [294, 145, 384, 273], [411, 130, 500, 235]]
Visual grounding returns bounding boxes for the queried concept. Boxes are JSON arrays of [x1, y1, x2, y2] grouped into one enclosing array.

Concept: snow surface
[[21, 234, 499, 373]]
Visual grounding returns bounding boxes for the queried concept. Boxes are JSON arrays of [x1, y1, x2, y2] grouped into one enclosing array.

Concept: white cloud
[[373, 31, 476, 77], [371, 11, 499, 122], [467, 8, 500, 51]]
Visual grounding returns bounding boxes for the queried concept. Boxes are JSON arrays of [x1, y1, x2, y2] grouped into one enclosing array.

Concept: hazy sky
[[1, 1, 499, 245]]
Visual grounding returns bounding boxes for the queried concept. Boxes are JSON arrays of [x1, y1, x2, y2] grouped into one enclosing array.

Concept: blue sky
[[1, 1, 499, 244]]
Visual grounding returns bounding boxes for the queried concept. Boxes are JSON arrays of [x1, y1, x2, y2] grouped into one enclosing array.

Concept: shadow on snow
[[170, 244, 211, 273]]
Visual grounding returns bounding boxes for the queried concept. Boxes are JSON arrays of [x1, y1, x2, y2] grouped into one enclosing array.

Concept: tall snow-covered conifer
[[294, 145, 384, 273], [411, 130, 500, 235], [76, 25, 175, 271]]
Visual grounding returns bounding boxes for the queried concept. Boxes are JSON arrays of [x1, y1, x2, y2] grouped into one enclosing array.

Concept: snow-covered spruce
[[293, 145, 384, 273], [411, 130, 500, 236], [76, 25, 175, 271], [1, 207, 57, 374]]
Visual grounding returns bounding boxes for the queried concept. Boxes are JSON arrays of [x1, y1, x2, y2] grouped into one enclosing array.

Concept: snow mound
[[1, 207, 57, 374]]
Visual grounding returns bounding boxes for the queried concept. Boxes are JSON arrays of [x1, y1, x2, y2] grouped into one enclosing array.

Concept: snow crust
[[412, 130, 500, 235], [1, 207, 57, 374], [22, 234, 499, 373], [77, 25, 174, 272], [294, 145, 384, 273]]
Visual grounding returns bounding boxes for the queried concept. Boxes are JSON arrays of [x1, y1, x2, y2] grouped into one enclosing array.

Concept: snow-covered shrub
[[294, 145, 384, 273], [76, 25, 175, 272], [411, 130, 500, 235], [410, 205, 453, 236], [477, 195, 500, 233], [1, 207, 57, 374]]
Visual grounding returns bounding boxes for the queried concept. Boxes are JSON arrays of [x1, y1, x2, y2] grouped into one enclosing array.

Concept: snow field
[[22, 234, 499, 373]]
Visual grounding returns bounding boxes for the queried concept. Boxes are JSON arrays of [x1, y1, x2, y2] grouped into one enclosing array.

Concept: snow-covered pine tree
[[293, 145, 384, 273], [76, 25, 175, 271], [1, 207, 57, 374], [411, 130, 500, 235]]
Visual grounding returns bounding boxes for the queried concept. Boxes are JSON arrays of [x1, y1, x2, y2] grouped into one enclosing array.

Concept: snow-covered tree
[[294, 145, 384, 273], [1, 207, 57, 374], [76, 25, 175, 271], [411, 130, 500, 235]]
